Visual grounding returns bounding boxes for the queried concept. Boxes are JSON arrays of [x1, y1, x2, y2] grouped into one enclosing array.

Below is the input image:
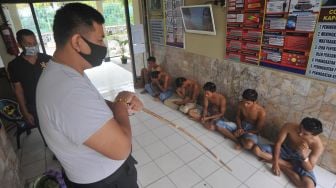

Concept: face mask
[[24, 45, 39, 56], [78, 36, 107, 67]]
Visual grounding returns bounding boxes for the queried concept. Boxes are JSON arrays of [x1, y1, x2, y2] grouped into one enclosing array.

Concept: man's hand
[[272, 162, 281, 176], [115, 91, 143, 115], [127, 96, 143, 114], [23, 112, 35, 126], [233, 128, 244, 137], [297, 141, 310, 159]]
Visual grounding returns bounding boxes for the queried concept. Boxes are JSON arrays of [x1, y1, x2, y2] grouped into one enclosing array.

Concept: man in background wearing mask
[[37, 3, 143, 187], [7, 29, 51, 145]]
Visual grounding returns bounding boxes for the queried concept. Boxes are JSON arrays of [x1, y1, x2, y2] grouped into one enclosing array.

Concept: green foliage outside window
[[17, 0, 133, 34]]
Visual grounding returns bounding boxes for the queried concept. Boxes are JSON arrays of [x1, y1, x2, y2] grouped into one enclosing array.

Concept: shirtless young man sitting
[[253, 117, 324, 188], [144, 71, 173, 101], [138, 56, 161, 89], [173, 77, 201, 113], [188, 82, 226, 130], [215, 89, 266, 150]]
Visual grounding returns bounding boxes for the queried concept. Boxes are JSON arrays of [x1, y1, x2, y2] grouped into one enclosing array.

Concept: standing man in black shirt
[[7, 29, 51, 145]]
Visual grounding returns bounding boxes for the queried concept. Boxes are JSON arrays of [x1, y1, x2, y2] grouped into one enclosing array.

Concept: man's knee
[[301, 176, 315, 188], [252, 145, 261, 156]]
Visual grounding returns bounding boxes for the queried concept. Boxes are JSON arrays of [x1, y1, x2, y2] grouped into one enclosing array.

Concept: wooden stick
[[143, 108, 232, 172]]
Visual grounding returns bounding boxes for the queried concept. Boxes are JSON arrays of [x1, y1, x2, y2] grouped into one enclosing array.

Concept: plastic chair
[[0, 98, 38, 149]]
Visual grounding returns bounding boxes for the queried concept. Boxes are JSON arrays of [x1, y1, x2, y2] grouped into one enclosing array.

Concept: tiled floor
[[17, 91, 336, 188]]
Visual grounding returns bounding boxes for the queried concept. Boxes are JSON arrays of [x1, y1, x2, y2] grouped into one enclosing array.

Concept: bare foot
[[234, 143, 242, 150], [140, 90, 147, 94], [204, 123, 216, 131], [153, 97, 161, 102]]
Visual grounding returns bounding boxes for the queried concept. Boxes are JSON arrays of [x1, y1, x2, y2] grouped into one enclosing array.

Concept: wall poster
[[165, 0, 184, 48], [259, 0, 321, 75], [307, 0, 336, 82], [226, 0, 265, 65]]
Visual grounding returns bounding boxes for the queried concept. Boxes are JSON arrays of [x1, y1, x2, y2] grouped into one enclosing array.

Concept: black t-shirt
[[7, 53, 51, 108]]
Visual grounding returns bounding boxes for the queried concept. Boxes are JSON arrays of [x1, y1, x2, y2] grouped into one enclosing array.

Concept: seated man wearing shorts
[[138, 56, 161, 89], [144, 71, 173, 101], [188, 82, 226, 130], [253, 117, 324, 188], [172, 77, 201, 113], [215, 89, 266, 150]]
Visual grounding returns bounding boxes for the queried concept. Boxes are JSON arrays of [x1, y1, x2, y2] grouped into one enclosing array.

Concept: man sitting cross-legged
[[144, 71, 173, 102], [188, 82, 226, 130], [215, 89, 266, 150], [137, 56, 162, 89], [173, 77, 201, 113], [253, 117, 324, 188]]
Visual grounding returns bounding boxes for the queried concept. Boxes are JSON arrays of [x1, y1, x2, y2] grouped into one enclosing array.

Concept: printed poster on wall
[[307, 0, 336, 82], [165, 0, 184, 48]]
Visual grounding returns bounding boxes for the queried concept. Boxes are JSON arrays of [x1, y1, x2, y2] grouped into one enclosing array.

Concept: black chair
[[0, 98, 41, 149]]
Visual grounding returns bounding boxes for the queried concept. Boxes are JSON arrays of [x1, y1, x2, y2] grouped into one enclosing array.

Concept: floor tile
[[197, 134, 218, 149], [205, 131, 226, 144], [146, 177, 177, 188], [143, 118, 167, 130], [245, 170, 284, 188], [168, 165, 202, 188], [132, 138, 142, 152], [259, 164, 289, 186], [237, 150, 264, 169], [205, 168, 241, 188], [227, 156, 258, 182], [188, 154, 220, 178], [161, 111, 183, 121], [192, 181, 213, 188], [152, 125, 176, 139], [184, 125, 204, 138], [137, 162, 164, 187], [132, 124, 150, 137], [238, 183, 249, 188], [136, 111, 155, 121], [208, 142, 237, 164], [155, 152, 184, 174], [135, 131, 159, 147], [162, 133, 188, 150], [132, 149, 152, 167], [174, 143, 203, 163], [172, 119, 192, 129], [144, 140, 170, 160], [314, 165, 336, 188]]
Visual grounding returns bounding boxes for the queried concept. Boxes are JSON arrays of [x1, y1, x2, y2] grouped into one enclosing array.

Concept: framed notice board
[[226, 0, 265, 65], [307, 1, 336, 82], [164, 0, 184, 48], [259, 0, 321, 75]]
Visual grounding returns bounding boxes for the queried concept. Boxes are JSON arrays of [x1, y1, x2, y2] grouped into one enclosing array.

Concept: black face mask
[[79, 36, 107, 67]]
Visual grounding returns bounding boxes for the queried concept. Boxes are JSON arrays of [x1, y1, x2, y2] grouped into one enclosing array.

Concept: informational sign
[[307, 1, 336, 82], [131, 24, 146, 54], [165, 0, 184, 48], [150, 19, 165, 45]]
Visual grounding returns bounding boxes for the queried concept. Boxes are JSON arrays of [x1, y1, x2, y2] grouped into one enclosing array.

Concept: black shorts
[[63, 155, 138, 188]]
